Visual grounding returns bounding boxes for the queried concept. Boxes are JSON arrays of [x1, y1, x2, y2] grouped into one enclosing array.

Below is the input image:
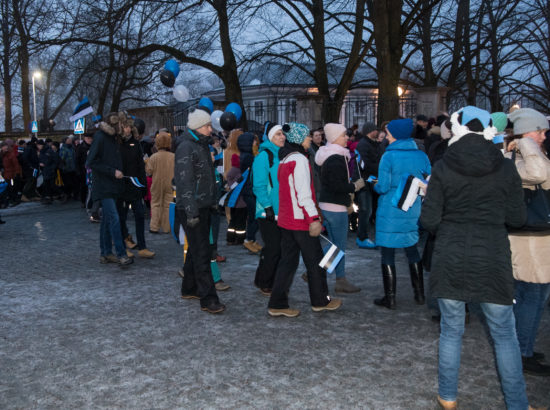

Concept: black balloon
[[220, 111, 237, 131], [160, 69, 176, 87]]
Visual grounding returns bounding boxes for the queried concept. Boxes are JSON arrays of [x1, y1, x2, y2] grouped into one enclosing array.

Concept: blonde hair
[[223, 129, 243, 175]]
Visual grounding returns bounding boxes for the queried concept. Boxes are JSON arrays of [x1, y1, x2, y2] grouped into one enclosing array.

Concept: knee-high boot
[[409, 262, 425, 305], [374, 264, 396, 309]]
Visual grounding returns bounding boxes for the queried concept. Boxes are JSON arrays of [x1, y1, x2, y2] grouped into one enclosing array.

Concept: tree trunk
[[12, 0, 31, 131], [445, 0, 469, 110], [1, 0, 13, 131]]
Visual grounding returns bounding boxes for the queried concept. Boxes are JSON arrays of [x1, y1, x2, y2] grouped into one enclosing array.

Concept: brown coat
[[146, 150, 175, 195], [506, 137, 550, 284]]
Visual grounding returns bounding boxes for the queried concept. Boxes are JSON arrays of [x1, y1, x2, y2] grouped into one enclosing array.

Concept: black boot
[[374, 264, 396, 309], [409, 262, 425, 305]]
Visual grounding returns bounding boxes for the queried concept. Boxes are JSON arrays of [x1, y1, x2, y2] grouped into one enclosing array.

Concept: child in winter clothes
[[267, 122, 342, 317], [315, 123, 366, 293], [146, 131, 174, 233], [225, 154, 247, 245]]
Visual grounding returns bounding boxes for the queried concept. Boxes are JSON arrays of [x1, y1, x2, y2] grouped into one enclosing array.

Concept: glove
[[309, 220, 322, 237], [264, 207, 275, 222], [187, 216, 200, 228], [353, 178, 366, 192]]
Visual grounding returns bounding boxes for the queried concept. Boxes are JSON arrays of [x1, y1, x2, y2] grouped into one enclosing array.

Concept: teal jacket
[[252, 140, 280, 218]]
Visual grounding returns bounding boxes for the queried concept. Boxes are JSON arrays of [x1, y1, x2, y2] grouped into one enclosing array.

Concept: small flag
[[391, 174, 428, 211], [319, 234, 345, 274], [356, 152, 365, 171], [367, 175, 377, 183], [125, 176, 146, 188], [70, 97, 94, 122], [169, 202, 186, 245]]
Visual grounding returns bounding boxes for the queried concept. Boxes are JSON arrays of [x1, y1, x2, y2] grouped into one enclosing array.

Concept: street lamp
[[32, 71, 41, 137]]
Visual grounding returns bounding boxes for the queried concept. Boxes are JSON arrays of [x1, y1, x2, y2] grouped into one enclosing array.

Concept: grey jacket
[[174, 129, 217, 218]]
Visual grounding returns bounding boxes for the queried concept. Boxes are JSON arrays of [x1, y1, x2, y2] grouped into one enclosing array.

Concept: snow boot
[[335, 277, 361, 293]]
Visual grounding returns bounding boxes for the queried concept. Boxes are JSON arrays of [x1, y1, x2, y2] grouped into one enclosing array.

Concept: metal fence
[[342, 96, 417, 126]]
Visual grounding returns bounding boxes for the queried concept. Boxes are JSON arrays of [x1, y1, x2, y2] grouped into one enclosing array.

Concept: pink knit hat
[[323, 123, 347, 143]]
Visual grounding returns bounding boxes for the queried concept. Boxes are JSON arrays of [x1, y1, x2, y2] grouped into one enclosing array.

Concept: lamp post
[[32, 71, 41, 137]]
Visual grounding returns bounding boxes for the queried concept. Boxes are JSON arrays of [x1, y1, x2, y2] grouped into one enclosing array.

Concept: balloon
[[164, 59, 180, 78], [225, 102, 243, 122], [211, 110, 224, 132], [160, 69, 176, 87], [220, 111, 237, 132], [173, 85, 190, 102], [198, 97, 214, 114]]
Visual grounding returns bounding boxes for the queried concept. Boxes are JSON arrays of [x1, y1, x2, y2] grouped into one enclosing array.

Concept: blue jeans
[[356, 187, 373, 241], [321, 210, 348, 278], [514, 280, 550, 357], [380, 246, 420, 265], [438, 299, 528, 410], [100, 198, 126, 258]]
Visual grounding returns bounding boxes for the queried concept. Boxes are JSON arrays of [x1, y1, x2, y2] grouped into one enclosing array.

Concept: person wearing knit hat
[[315, 123, 365, 293], [252, 123, 286, 295], [491, 112, 508, 133], [420, 104, 532, 406], [372, 117, 431, 309], [174, 102, 225, 314], [268, 122, 342, 317], [504, 106, 550, 377]]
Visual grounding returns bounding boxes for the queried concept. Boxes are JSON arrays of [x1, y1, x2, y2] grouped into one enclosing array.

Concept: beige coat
[[506, 137, 550, 283]]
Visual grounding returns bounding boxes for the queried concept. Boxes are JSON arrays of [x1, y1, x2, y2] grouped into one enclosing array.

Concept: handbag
[[511, 150, 550, 232]]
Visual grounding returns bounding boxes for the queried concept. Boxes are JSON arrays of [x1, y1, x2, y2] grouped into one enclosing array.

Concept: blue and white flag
[[319, 234, 345, 275], [125, 176, 146, 188], [70, 97, 94, 122]]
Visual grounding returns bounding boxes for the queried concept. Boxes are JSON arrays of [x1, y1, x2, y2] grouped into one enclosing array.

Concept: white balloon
[[211, 110, 224, 132], [173, 85, 189, 102]]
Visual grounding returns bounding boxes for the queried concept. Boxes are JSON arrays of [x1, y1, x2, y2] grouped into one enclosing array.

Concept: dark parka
[[354, 135, 382, 179], [318, 155, 355, 207], [119, 136, 147, 201], [85, 124, 124, 201], [420, 134, 526, 305], [174, 129, 217, 219], [38, 145, 58, 180]]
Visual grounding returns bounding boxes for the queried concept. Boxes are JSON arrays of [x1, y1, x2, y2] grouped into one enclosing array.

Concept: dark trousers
[[243, 194, 258, 241], [268, 228, 329, 309], [117, 198, 146, 249], [380, 245, 420, 265], [61, 171, 78, 198], [42, 178, 55, 200], [179, 207, 219, 307], [227, 207, 247, 244], [22, 175, 38, 198], [79, 174, 88, 205], [255, 218, 281, 289], [210, 209, 220, 258], [356, 186, 373, 240]]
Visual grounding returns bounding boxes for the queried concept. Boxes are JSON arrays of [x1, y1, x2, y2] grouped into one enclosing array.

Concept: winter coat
[[39, 146, 58, 180], [315, 144, 355, 208], [374, 138, 431, 248], [252, 140, 280, 217], [277, 142, 319, 231], [420, 134, 526, 305], [308, 145, 322, 197], [75, 140, 91, 176], [1, 147, 22, 180], [237, 132, 256, 198], [146, 149, 175, 201], [85, 124, 124, 201], [354, 135, 382, 179], [424, 126, 441, 155], [428, 139, 449, 165], [120, 136, 147, 201], [505, 137, 550, 284], [59, 144, 76, 172], [20, 145, 39, 177], [174, 129, 217, 218]]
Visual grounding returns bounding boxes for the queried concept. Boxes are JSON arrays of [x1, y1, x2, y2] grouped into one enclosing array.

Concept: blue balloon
[[199, 97, 214, 114], [164, 59, 180, 78], [225, 102, 242, 122]]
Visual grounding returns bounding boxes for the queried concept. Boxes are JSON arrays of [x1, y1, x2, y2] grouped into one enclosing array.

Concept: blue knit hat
[[387, 118, 413, 140], [283, 122, 310, 144]]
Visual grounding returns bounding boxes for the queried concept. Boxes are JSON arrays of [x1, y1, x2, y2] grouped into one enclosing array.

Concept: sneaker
[[335, 277, 361, 293], [253, 241, 263, 252], [522, 356, 550, 376], [216, 254, 226, 263], [437, 396, 458, 410], [259, 288, 272, 296], [126, 249, 135, 258], [268, 307, 300, 317], [356, 237, 377, 249], [215, 280, 231, 291], [149, 229, 159, 234], [90, 214, 101, 223], [138, 248, 155, 259], [181, 293, 200, 300], [124, 235, 137, 249], [20, 195, 30, 202], [312, 297, 342, 312], [201, 301, 226, 314], [100, 254, 119, 264], [118, 256, 134, 266], [244, 240, 260, 254]]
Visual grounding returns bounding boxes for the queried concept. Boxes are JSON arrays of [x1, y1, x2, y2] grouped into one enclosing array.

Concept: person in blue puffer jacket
[[373, 118, 431, 309], [252, 122, 285, 295]]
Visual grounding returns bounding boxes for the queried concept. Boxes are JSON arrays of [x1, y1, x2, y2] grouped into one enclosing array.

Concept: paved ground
[[0, 201, 548, 409]]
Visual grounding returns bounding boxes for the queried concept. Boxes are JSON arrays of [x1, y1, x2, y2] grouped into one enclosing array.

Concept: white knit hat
[[323, 123, 347, 143], [187, 108, 211, 130]]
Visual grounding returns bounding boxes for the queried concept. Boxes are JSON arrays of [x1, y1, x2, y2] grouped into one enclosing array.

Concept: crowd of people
[[1, 103, 549, 409]]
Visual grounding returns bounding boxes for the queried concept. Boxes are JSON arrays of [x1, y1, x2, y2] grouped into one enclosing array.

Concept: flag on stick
[[69, 97, 94, 122], [319, 234, 345, 274], [124, 176, 146, 188]]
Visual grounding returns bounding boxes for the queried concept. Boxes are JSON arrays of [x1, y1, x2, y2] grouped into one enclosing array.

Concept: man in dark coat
[[420, 106, 528, 410], [175, 107, 224, 314], [354, 121, 382, 249], [37, 139, 57, 204], [86, 112, 134, 266], [76, 133, 93, 206], [116, 119, 154, 259]]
